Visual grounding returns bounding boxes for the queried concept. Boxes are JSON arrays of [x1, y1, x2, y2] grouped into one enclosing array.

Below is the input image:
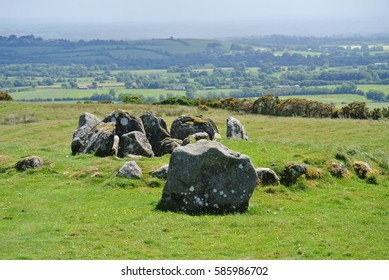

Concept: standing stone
[[71, 112, 101, 155], [226, 116, 248, 140], [140, 112, 170, 154], [117, 161, 142, 179], [119, 131, 154, 158], [157, 140, 257, 214], [170, 115, 219, 140], [103, 109, 145, 137], [15, 156, 44, 171]]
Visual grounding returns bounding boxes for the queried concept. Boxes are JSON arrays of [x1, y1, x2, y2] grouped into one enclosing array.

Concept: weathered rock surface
[[256, 167, 280, 186], [81, 122, 117, 157], [157, 140, 257, 214], [15, 156, 44, 171], [281, 163, 307, 186], [170, 115, 219, 141], [182, 132, 210, 146], [150, 164, 169, 179], [226, 116, 248, 140], [156, 138, 183, 156], [140, 112, 170, 153], [329, 162, 348, 178], [71, 112, 101, 155], [353, 161, 373, 179], [117, 161, 142, 179], [119, 131, 154, 158], [103, 109, 145, 137]]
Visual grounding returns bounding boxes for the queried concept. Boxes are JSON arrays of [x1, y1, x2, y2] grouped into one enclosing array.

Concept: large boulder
[[157, 140, 257, 214], [71, 112, 101, 155], [103, 109, 145, 137], [140, 112, 170, 154], [117, 161, 142, 179], [119, 131, 154, 158], [226, 116, 248, 140], [170, 115, 219, 141], [15, 156, 44, 171], [81, 122, 117, 157]]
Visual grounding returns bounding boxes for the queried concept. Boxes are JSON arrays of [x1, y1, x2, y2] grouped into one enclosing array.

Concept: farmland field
[[0, 102, 388, 260]]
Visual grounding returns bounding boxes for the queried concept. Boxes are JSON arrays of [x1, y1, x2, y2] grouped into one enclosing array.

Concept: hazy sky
[[2, 0, 388, 23], [1, 0, 388, 38]]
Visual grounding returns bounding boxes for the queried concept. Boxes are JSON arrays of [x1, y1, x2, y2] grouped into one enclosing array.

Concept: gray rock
[[170, 115, 219, 141], [83, 122, 117, 157], [226, 116, 248, 140], [157, 140, 257, 214], [103, 109, 145, 137], [15, 156, 44, 171], [182, 132, 210, 146], [117, 161, 142, 179], [256, 167, 280, 186], [353, 161, 373, 179], [112, 135, 120, 157], [119, 131, 154, 158], [71, 112, 101, 155], [150, 164, 169, 179], [329, 162, 348, 178], [281, 163, 307, 186], [140, 112, 170, 154], [156, 138, 183, 156]]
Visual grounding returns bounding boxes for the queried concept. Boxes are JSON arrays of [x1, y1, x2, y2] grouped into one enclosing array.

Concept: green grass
[[0, 102, 388, 260], [8, 88, 186, 100], [358, 84, 389, 95]]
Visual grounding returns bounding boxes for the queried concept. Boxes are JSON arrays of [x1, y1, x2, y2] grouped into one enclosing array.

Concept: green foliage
[[120, 93, 144, 104], [340, 102, 370, 119]]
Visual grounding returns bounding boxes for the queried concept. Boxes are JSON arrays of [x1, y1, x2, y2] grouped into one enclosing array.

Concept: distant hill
[[0, 35, 232, 68]]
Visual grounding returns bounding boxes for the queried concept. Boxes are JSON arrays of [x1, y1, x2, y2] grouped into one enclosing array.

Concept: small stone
[[117, 161, 142, 179], [15, 156, 44, 171]]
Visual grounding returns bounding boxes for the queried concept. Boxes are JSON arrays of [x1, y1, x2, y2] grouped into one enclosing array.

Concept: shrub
[[0, 92, 13, 101], [198, 104, 209, 111]]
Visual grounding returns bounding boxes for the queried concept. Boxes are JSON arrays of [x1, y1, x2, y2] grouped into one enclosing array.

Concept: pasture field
[[358, 84, 389, 94], [8, 87, 186, 101], [0, 102, 388, 260]]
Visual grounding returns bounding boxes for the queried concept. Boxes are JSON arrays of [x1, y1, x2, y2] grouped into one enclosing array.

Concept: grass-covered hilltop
[[0, 102, 388, 259]]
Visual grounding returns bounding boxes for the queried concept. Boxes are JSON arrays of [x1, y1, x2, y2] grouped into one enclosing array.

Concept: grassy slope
[[0, 103, 388, 260]]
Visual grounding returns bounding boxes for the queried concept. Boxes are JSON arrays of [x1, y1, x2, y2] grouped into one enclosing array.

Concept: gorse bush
[[0, 92, 13, 101]]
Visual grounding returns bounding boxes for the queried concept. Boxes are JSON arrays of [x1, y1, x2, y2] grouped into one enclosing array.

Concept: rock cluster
[[71, 111, 220, 158]]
